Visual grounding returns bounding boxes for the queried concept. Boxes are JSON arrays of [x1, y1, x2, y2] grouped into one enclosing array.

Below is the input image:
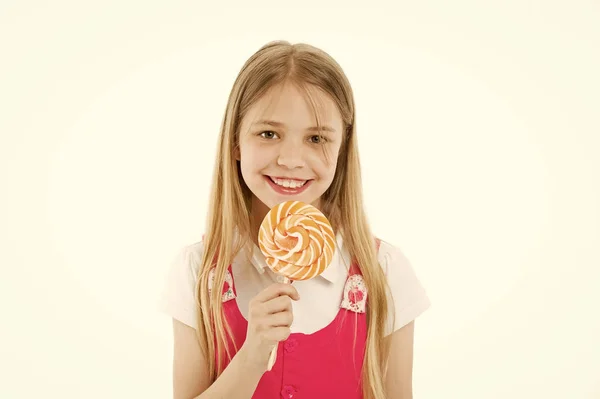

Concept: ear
[[234, 146, 241, 161]]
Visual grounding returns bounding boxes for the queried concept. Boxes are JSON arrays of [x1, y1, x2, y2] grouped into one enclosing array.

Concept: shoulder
[[375, 238, 411, 274], [158, 240, 205, 329], [376, 238, 423, 286], [374, 238, 431, 335], [166, 240, 206, 288], [175, 241, 205, 275]]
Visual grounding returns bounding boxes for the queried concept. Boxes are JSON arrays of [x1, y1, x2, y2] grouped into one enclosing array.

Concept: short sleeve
[[377, 240, 431, 336], [158, 241, 204, 329]]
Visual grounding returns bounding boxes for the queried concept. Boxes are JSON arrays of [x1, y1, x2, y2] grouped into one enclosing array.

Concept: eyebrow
[[254, 119, 336, 133]]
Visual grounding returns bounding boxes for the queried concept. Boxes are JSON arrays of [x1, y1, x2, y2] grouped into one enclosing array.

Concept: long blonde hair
[[195, 40, 394, 399]]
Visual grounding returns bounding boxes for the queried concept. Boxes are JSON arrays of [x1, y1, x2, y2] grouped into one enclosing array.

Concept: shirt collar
[[249, 233, 345, 284]]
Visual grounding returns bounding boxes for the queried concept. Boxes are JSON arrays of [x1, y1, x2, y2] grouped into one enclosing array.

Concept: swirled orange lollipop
[[258, 200, 336, 282], [258, 200, 336, 370]]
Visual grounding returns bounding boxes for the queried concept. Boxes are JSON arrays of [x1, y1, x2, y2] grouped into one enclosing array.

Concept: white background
[[1, 1, 599, 398]]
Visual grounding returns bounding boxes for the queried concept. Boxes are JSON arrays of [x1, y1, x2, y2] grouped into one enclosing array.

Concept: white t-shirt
[[159, 234, 430, 337]]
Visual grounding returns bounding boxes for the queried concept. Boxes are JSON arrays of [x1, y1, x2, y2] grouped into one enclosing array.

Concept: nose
[[277, 140, 306, 169]]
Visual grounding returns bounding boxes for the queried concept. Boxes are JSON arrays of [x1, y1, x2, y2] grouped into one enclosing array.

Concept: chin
[[259, 192, 316, 209]]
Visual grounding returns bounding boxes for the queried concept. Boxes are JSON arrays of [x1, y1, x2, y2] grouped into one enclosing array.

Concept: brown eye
[[310, 135, 325, 144], [260, 131, 277, 139]]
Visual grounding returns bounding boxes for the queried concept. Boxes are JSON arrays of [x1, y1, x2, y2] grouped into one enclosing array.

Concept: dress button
[[284, 338, 298, 353], [281, 385, 297, 398]]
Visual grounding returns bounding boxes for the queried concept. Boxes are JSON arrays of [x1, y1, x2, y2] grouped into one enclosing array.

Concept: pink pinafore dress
[[208, 240, 380, 399]]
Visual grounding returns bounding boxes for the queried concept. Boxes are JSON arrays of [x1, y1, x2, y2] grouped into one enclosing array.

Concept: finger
[[266, 311, 293, 327], [248, 295, 292, 321], [253, 283, 300, 303], [263, 295, 293, 314]]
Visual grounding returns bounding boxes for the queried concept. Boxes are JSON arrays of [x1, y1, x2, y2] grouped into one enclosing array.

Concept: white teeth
[[272, 178, 307, 189]]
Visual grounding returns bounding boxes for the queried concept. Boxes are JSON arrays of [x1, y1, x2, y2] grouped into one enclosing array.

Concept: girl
[[160, 40, 431, 399]]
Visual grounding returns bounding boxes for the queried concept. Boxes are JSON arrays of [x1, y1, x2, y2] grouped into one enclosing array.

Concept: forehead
[[242, 82, 344, 132]]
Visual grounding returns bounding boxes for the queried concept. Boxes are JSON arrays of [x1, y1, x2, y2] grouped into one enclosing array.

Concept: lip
[[269, 176, 308, 182], [264, 175, 312, 196]]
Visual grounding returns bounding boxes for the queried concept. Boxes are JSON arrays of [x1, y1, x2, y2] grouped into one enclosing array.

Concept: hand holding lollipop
[[258, 200, 336, 370]]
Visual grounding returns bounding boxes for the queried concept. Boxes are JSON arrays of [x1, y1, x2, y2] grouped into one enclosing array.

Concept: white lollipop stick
[[266, 275, 290, 371]]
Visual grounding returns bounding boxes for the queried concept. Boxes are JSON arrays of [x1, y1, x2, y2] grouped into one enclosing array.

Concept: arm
[[384, 321, 415, 399], [172, 283, 299, 399], [172, 319, 263, 399]]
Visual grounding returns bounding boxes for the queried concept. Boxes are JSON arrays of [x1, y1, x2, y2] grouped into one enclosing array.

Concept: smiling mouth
[[264, 175, 313, 195], [268, 176, 309, 188]]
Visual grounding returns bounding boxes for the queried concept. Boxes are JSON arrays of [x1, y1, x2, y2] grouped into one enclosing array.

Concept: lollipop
[[258, 200, 336, 370]]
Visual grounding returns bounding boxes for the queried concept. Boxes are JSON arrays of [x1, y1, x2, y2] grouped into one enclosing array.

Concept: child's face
[[238, 82, 344, 213]]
